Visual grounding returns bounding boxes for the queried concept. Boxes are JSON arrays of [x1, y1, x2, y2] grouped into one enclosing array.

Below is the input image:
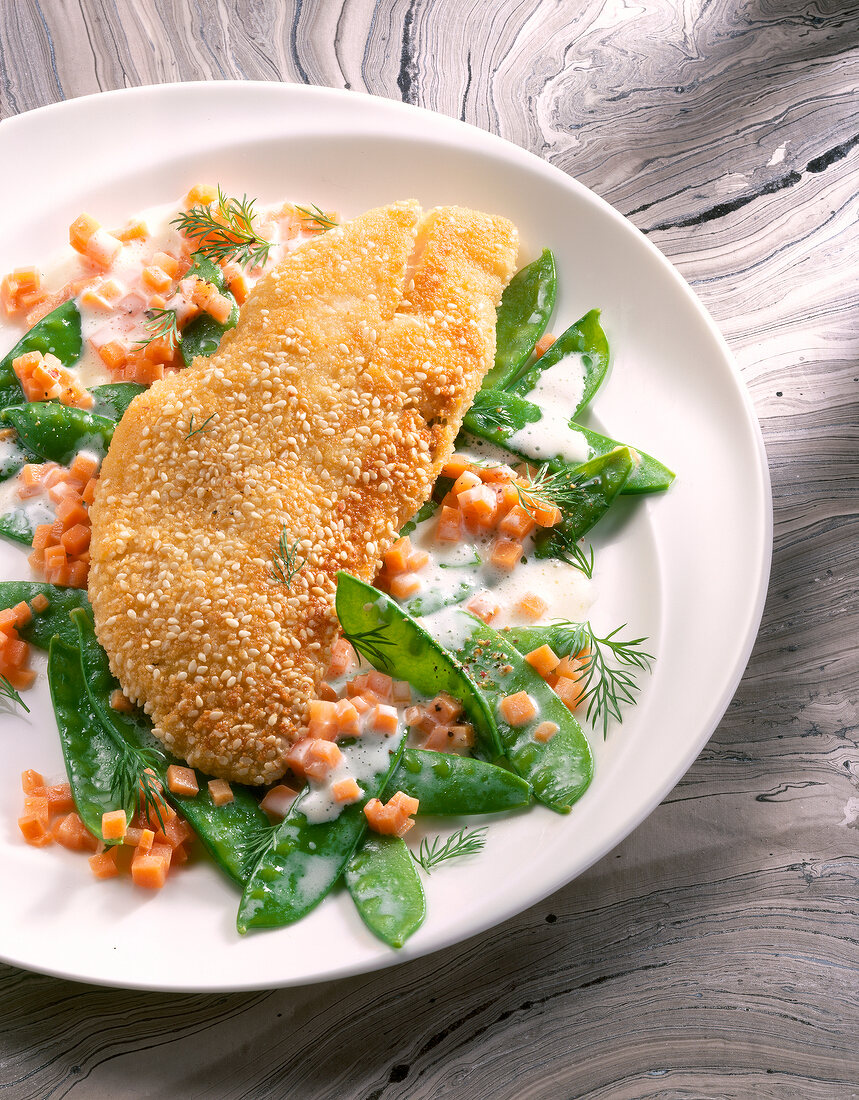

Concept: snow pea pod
[[0, 581, 90, 648], [388, 748, 532, 814], [461, 387, 672, 495], [453, 615, 594, 813], [47, 637, 131, 840], [90, 382, 145, 421], [0, 402, 114, 464], [335, 571, 502, 761], [481, 249, 556, 391], [237, 730, 408, 932], [0, 434, 33, 483], [179, 252, 239, 364], [0, 508, 38, 546], [70, 609, 269, 886], [345, 835, 426, 948], [0, 299, 82, 412], [509, 309, 610, 417]]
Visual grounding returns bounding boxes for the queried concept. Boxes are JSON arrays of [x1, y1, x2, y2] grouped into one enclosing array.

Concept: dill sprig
[[466, 390, 517, 434], [548, 621, 654, 738], [295, 204, 338, 232], [270, 526, 305, 588], [137, 308, 181, 351], [0, 674, 29, 713], [186, 412, 217, 440], [173, 187, 272, 269], [110, 746, 169, 831], [412, 826, 487, 873], [515, 463, 587, 518], [548, 530, 595, 579], [240, 822, 279, 878], [341, 624, 395, 671]]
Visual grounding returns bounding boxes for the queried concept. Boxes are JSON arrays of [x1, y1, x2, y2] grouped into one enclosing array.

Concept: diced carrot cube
[[66, 561, 89, 589], [208, 779, 234, 806], [423, 723, 474, 752], [108, 689, 133, 713], [185, 184, 218, 205], [465, 591, 500, 624], [435, 504, 462, 543], [326, 637, 357, 679], [334, 697, 360, 736], [136, 828, 155, 853], [458, 485, 497, 525], [11, 601, 32, 628], [101, 809, 128, 840], [308, 698, 338, 740], [4, 636, 29, 669], [480, 463, 517, 484], [259, 783, 298, 820], [383, 535, 412, 574], [286, 738, 315, 778], [389, 791, 420, 816], [440, 454, 471, 479], [18, 813, 52, 845], [69, 213, 100, 253], [490, 537, 524, 571], [515, 592, 547, 620], [368, 703, 399, 736], [331, 777, 362, 804], [86, 228, 123, 268], [427, 692, 463, 724], [390, 572, 421, 599], [152, 252, 180, 278], [453, 469, 482, 497], [366, 671, 393, 702], [142, 265, 172, 293], [350, 693, 377, 715], [166, 764, 199, 797], [553, 676, 585, 712], [204, 291, 233, 325], [406, 707, 438, 736], [30, 593, 50, 614], [69, 452, 99, 483], [131, 853, 169, 889], [533, 501, 562, 528], [22, 794, 49, 828], [226, 270, 249, 305], [170, 842, 190, 866], [0, 609, 18, 634], [97, 339, 128, 371], [21, 769, 44, 794], [534, 333, 556, 359], [304, 740, 343, 780], [3, 667, 36, 690], [499, 691, 538, 727], [82, 477, 98, 504], [56, 498, 87, 530], [89, 849, 119, 879], [115, 218, 148, 242], [498, 504, 536, 539], [525, 644, 561, 678], [406, 548, 429, 572], [363, 794, 418, 837], [392, 680, 412, 704], [534, 720, 560, 743], [123, 826, 144, 847], [45, 782, 75, 813], [60, 523, 91, 556], [54, 812, 99, 852]]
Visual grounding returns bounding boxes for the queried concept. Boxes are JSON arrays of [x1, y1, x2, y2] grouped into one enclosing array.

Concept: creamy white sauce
[[507, 355, 591, 465], [301, 715, 402, 825]]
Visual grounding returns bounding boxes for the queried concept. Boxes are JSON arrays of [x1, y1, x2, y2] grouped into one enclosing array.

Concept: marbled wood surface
[[1, 1, 857, 1097]]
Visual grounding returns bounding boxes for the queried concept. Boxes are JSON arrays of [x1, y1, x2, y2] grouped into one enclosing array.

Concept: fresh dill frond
[[186, 412, 217, 440], [466, 390, 517, 434], [341, 624, 395, 671], [549, 530, 595, 579], [549, 621, 655, 738], [515, 463, 587, 518], [412, 826, 488, 873], [173, 187, 272, 269], [295, 204, 338, 232], [0, 674, 29, 713], [110, 745, 169, 831], [270, 526, 305, 589], [240, 822, 279, 878], [137, 308, 181, 351]]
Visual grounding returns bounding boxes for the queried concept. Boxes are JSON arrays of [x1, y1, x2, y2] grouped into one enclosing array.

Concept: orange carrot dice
[[334, 697, 360, 735], [260, 784, 298, 820], [185, 184, 218, 205], [89, 849, 119, 879], [465, 591, 500, 624], [368, 703, 399, 736], [136, 828, 155, 853], [131, 853, 169, 889], [490, 537, 523, 571], [101, 809, 127, 840], [533, 332, 556, 359], [208, 779, 234, 806], [453, 469, 481, 496], [97, 340, 128, 371], [45, 782, 75, 814], [427, 692, 463, 724], [498, 504, 536, 539], [326, 637, 358, 679], [331, 777, 362, 804], [53, 812, 99, 852], [29, 593, 50, 614], [515, 592, 547, 620], [383, 535, 412, 574], [304, 740, 343, 780], [390, 572, 421, 599], [142, 265, 172, 293], [406, 548, 430, 571], [553, 676, 585, 712], [525, 644, 561, 678], [392, 680, 412, 705], [166, 764, 199, 797], [440, 454, 471, 479], [499, 691, 538, 727], [435, 504, 462, 543], [533, 721, 560, 743], [60, 523, 91, 556], [18, 812, 52, 846], [21, 769, 45, 794], [308, 698, 338, 739], [69, 213, 100, 253], [11, 601, 32, 628], [114, 218, 148, 242], [366, 671, 394, 701]]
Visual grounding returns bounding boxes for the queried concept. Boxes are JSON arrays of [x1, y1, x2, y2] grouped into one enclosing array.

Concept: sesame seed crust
[[88, 201, 519, 783]]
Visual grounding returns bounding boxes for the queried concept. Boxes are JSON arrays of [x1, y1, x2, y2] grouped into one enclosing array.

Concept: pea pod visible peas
[[449, 614, 594, 813], [0, 581, 91, 648], [335, 571, 502, 762], [388, 749, 532, 814], [345, 835, 426, 948], [90, 382, 145, 421], [237, 731, 408, 932], [47, 638, 132, 840], [0, 299, 82, 412], [461, 387, 674, 495], [0, 402, 114, 464], [510, 309, 610, 417], [481, 249, 556, 391], [179, 252, 239, 364], [71, 609, 269, 886]]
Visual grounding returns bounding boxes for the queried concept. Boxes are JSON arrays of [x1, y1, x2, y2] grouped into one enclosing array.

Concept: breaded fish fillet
[[88, 201, 518, 783]]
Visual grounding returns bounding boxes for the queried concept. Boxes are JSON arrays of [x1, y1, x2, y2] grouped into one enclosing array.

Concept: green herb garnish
[[173, 187, 272, 269], [137, 308, 181, 352], [295, 204, 338, 232], [186, 412, 217, 440], [412, 826, 488, 873], [270, 526, 305, 589], [0, 674, 29, 713]]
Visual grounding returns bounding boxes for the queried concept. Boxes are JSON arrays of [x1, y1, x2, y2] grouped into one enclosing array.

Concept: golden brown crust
[[88, 201, 518, 783]]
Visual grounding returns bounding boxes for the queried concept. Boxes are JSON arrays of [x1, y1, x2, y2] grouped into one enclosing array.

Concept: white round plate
[[0, 83, 771, 991]]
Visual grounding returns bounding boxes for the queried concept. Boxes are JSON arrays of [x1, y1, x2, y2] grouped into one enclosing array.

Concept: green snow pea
[[237, 731, 408, 932], [453, 615, 594, 813], [345, 835, 426, 948], [47, 638, 132, 841], [0, 434, 33, 483], [90, 382, 145, 421], [388, 748, 531, 815], [0, 299, 82, 412], [0, 402, 114, 464], [0, 508, 38, 546], [70, 609, 269, 886], [461, 387, 672, 495], [0, 581, 90, 648], [510, 309, 609, 417], [481, 249, 556, 391], [335, 571, 502, 761], [179, 252, 239, 364]]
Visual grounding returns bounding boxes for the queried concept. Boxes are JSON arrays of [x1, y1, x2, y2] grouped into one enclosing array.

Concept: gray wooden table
[[1, 2, 856, 1097]]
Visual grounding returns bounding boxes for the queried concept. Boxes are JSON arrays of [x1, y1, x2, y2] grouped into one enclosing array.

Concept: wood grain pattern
[[1, 1, 857, 1097]]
